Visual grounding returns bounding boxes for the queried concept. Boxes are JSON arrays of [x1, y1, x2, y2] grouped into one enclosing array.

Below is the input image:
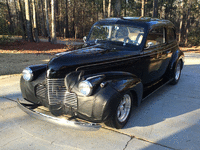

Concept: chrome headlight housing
[[22, 67, 33, 81], [78, 80, 93, 96]]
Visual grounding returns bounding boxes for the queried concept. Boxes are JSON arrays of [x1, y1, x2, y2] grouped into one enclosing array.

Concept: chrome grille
[[36, 84, 47, 99], [47, 78, 78, 109]]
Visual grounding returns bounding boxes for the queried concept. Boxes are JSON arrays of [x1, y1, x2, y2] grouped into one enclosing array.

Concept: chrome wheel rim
[[175, 61, 181, 81], [117, 94, 131, 122]]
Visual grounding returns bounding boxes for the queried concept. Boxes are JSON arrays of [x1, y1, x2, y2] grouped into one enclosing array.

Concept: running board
[[142, 79, 173, 101]]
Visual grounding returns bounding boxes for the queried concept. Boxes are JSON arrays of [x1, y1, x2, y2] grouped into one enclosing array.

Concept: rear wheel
[[170, 60, 182, 85], [106, 92, 133, 129]]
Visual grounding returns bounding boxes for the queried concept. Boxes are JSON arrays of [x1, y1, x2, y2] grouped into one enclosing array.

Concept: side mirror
[[146, 42, 154, 48], [83, 36, 87, 43]]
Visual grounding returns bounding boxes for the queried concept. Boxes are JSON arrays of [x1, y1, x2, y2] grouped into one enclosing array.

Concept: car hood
[[47, 44, 141, 78]]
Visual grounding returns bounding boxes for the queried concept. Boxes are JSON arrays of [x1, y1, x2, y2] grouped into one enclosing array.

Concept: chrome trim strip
[[17, 100, 101, 131]]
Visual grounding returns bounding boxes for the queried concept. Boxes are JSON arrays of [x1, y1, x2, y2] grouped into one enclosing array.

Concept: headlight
[[22, 67, 33, 81], [78, 80, 93, 96]]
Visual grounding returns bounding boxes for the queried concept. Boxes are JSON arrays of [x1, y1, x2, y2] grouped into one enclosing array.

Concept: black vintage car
[[18, 17, 184, 130]]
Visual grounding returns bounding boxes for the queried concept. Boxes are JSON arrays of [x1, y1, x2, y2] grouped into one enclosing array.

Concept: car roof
[[94, 17, 175, 30]]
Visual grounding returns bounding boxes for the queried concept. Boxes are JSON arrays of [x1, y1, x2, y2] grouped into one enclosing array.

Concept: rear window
[[167, 28, 176, 43], [146, 27, 166, 47]]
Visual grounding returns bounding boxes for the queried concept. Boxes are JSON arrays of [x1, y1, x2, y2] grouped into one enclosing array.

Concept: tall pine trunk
[[114, 0, 121, 17], [14, 0, 19, 33], [178, 1, 184, 44], [6, 0, 14, 34], [51, 0, 57, 44], [72, 0, 75, 38], [17, 0, 26, 39], [108, 0, 111, 17], [44, 0, 51, 42], [25, 0, 34, 41], [103, 0, 106, 18], [40, 0, 46, 37], [64, 0, 69, 38], [141, 0, 145, 17], [153, 0, 158, 18], [124, 0, 126, 17], [185, 2, 191, 45], [32, 0, 39, 42]]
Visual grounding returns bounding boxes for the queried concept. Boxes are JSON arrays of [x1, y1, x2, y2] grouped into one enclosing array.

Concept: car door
[[141, 27, 171, 84]]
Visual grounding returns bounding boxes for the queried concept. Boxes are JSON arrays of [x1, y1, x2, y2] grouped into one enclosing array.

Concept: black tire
[[106, 92, 133, 129], [170, 60, 182, 85]]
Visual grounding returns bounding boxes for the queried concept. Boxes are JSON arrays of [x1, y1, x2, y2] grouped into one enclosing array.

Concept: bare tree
[[44, 0, 51, 42], [51, 0, 57, 44], [25, 0, 34, 41], [185, 1, 192, 45], [32, 0, 39, 42], [153, 0, 158, 18], [141, 0, 145, 17], [103, 0, 106, 18], [124, 0, 126, 17], [114, 0, 121, 17], [16, 0, 26, 39], [178, 1, 184, 44], [6, 0, 14, 34], [108, 0, 111, 17], [64, 0, 69, 38], [40, 0, 46, 37]]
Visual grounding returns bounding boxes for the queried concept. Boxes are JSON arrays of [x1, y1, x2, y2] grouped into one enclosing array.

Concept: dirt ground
[[0, 40, 200, 76], [0, 41, 71, 75], [0, 40, 74, 54]]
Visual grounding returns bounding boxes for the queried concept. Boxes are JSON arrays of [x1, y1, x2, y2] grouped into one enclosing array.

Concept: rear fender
[[169, 49, 184, 71]]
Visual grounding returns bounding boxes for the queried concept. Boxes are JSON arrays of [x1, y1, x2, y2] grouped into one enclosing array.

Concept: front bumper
[[17, 99, 101, 131]]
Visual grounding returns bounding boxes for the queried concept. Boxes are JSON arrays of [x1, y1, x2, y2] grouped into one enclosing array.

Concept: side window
[[146, 27, 166, 48], [167, 28, 176, 43]]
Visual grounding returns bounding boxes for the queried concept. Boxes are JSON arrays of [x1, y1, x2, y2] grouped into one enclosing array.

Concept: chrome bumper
[[17, 100, 101, 131]]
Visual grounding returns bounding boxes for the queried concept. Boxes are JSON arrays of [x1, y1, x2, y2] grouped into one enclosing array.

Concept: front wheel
[[106, 92, 133, 129], [170, 60, 182, 85]]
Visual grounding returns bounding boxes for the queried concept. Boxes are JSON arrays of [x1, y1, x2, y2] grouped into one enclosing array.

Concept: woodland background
[[0, 0, 200, 46]]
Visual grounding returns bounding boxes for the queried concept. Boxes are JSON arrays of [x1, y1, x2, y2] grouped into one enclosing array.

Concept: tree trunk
[[17, 0, 26, 39], [55, 0, 59, 35], [141, 0, 145, 17], [32, 0, 39, 42], [153, 0, 158, 18], [45, 0, 51, 42], [178, 1, 184, 44], [14, 0, 19, 32], [185, 2, 191, 45], [96, 2, 98, 21], [103, 0, 106, 18], [51, 0, 57, 44], [6, 0, 14, 34], [114, 0, 121, 17], [108, 0, 111, 17], [72, 0, 75, 38], [59, 1, 63, 36], [40, 0, 47, 37], [124, 0, 126, 17], [25, 0, 34, 42], [64, 0, 69, 38]]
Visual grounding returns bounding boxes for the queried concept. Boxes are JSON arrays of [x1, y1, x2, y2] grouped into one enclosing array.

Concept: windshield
[[88, 25, 144, 46]]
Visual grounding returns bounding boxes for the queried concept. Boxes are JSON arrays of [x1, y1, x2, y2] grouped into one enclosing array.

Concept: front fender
[[110, 77, 143, 106], [28, 64, 47, 81], [77, 71, 143, 122]]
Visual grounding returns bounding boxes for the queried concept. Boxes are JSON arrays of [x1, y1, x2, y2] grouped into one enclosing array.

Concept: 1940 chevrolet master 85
[[18, 17, 184, 130]]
